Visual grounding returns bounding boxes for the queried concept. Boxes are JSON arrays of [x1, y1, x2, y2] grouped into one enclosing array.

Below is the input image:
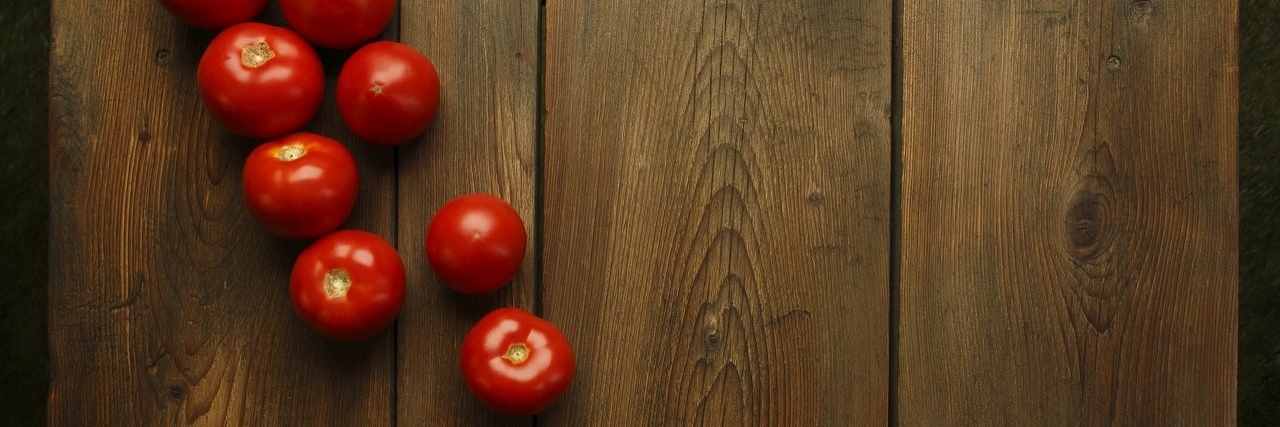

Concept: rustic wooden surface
[[899, 1, 1239, 426], [47, 0, 1236, 426], [540, 0, 891, 425], [48, 2, 396, 425], [395, 1, 538, 426]]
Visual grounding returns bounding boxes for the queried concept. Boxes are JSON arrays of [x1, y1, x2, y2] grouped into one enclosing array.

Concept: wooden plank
[[48, 2, 395, 425], [899, 1, 1238, 425], [542, 0, 891, 424], [395, 1, 539, 425]]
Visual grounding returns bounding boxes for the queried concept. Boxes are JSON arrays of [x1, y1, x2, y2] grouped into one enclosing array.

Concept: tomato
[[280, 0, 395, 50], [337, 41, 441, 146], [290, 230, 406, 341], [198, 23, 324, 139], [241, 132, 359, 239], [460, 308, 575, 416], [158, 0, 267, 30], [425, 194, 526, 294]]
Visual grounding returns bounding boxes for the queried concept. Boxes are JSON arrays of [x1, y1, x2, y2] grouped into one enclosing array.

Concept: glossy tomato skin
[[425, 194, 526, 294], [460, 308, 575, 416], [337, 41, 441, 146], [242, 132, 359, 239], [158, 0, 267, 30], [280, 0, 395, 50], [198, 23, 324, 139], [290, 230, 406, 341]]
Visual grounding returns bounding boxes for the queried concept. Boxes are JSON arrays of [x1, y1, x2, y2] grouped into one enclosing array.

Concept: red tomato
[[337, 41, 441, 145], [198, 23, 324, 139], [158, 0, 267, 30], [241, 132, 359, 239], [290, 230, 406, 341], [425, 194, 526, 294], [280, 0, 395, 50], [460, 308, 575, 416]]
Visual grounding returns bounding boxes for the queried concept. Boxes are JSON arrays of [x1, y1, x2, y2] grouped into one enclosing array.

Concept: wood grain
[[48, 2, 395, 425], [899, 0, 1238, 425], [395, 1, 539, 425], [541, 0, 891, 425], [48, 0, 1242, 424]]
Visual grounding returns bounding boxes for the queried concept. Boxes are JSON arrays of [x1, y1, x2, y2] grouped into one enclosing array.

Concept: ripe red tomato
[[198, 23, 324, 139], [425, 194, 526, 294], [241, 132, 359, 239], [158, 0, 267, 30], [280, 0, 395, 50], [290, 230, 406, 341], [460, 308, 575, 416], [337, 41, 441, 145]]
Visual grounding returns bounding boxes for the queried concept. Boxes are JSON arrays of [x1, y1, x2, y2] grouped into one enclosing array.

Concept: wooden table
[[48, 0, 1238, 425]]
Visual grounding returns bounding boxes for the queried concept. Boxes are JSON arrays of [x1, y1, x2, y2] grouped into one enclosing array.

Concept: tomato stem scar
[[502, 343, 530, 364], [277, 145, 306, 161], [370, 84, 383, 95], [323, 268, 352, 298], [241, 40, 275, 68]]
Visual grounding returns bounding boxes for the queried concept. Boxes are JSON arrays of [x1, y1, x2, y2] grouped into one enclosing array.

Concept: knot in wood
[[1131, 1, 1153, 17], [154, 48, 170, 66], [1107, 55, 1122, 71], [705, 323, 721, 351], [807, 191, 824, 206], [1065, 189, 1104, 251], [167, 385, 185, 400]]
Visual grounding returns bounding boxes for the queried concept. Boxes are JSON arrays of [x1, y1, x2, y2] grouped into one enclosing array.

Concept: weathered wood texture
[[48, 2, 396, 425], [899, 1, 1238, 426], [541, 0, 892, 425], [395, 1, 539, 425], [49, 0, 1240, 425]]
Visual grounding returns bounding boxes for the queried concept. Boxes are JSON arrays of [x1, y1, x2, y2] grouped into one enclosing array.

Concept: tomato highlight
[[337, 41, 441, 145], [198, 23, 324, 139], [425, 194, 527, 294], [290, 230, 406, 341], [242, 132, 359, 239], [158, 0, 267, 30], [460, 308, 576, 416]]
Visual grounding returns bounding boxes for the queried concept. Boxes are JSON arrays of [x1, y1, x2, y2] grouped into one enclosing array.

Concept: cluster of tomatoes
[[159, 0, 574, 416]]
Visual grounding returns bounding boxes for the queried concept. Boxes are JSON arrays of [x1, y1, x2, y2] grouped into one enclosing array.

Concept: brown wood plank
[[899, 1, 1238, 425], [395, 1, 539, 424], [542, 0, 891, 424], [48, 2, 395, 425]]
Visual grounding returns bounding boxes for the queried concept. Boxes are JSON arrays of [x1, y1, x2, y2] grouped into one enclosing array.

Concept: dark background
[[3, 0, 1275, 425]]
